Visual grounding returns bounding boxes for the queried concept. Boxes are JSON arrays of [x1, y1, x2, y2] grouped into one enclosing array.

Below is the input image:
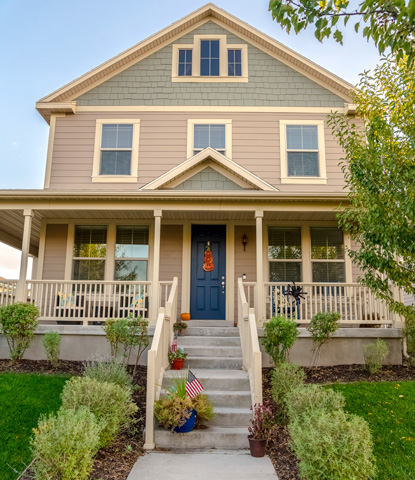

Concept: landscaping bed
[[0, 360, 146, 480], [263, 362, 415, 480]]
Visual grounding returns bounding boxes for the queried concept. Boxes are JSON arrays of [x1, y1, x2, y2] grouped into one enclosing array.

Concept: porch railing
[[27, 280, 151, 325], [265, 282, 396, 325], [0, 279, 17, 305], [238, 278, 262, 406], [144, 276, 178, 449]]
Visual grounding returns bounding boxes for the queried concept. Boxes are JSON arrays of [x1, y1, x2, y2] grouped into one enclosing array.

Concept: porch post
[[16, 209, 34, 302], [255, 210, 265, 321], [150, 210, 162, 324]]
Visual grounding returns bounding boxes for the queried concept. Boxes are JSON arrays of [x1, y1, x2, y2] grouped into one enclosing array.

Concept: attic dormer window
[[200, 40, 220, 76]]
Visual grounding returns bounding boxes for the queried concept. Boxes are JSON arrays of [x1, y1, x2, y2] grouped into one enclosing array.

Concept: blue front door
[[190, 225, 226, 320]]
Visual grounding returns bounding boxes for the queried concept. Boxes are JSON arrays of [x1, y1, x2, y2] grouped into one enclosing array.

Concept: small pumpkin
[[181, 313, 191, 321]]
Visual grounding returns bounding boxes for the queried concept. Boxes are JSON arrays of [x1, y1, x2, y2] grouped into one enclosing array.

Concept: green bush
[[0, 302, 39, 361], [42, 331, 61, 367], [271, 362, 305, 407], [363, 338, 389, 374], [262, 315, 299, 365], [308, 311, 341, 367], [31, 407, 101, 480], [289, 409, 376, 480], [192, 394, 215, 428], [83, 355, 134, 392], [285, 384, 345, 421], [60, 377, 137, 447]]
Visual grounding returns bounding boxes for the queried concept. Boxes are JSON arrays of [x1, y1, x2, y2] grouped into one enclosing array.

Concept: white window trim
[[92, 119, 140, 183], [279, 120, 327, 185], [187, 119, 232, 159], [171, 35, 248, 82]]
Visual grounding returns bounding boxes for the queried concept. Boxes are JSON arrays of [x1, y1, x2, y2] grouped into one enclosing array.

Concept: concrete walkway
[[127, 449, 278, 479]]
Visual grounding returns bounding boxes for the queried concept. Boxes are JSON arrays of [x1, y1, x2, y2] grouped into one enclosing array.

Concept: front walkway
[[127, 450, 277, 479]]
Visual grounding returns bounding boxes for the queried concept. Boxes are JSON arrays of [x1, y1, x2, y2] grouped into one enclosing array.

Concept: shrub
[[289, 409, 376, 480], [83, 355, 134, 392], [61, 377, 137, 447], [363, 338, 389, 374], [42, 331, 61, 367], [285, 384, 345, 421], [0, 302, 39, 361], [31, 407, 101, 480], [261, 315, 299, 365], [248, 402, 275, 440], [271, 362, 305, 407], [154, 395, 193, 430], [192, 394, 215, 428], [308, 311, 341, 367]]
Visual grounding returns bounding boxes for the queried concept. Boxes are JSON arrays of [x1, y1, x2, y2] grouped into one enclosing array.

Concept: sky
[[0, 0, 382, 278]]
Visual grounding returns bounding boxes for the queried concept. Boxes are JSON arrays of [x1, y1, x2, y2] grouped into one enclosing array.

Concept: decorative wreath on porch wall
[[203, 244, 215, 272]]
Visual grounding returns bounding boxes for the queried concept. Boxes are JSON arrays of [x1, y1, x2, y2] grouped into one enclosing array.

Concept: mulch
[[263, 360, 415, 480]]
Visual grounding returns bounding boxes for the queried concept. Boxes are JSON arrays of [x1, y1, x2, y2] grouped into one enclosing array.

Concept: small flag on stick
[[185, 370, 204, 398]]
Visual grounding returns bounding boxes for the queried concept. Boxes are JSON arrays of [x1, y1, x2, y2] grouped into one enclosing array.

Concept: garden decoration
[[203, 242, 214, 272], [287, 282, 307, 321], [168, 348, 188, 370]]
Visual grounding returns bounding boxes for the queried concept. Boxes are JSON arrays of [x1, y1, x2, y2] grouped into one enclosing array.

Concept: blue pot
[[174, 409, 196, 433]]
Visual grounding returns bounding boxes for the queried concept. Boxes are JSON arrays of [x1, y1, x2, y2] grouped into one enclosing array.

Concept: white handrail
[[144, 277, 178, 450], [238, 278, 262, 406]]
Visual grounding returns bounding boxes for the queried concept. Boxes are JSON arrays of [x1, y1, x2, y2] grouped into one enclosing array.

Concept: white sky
[[0, 0, 382, 278]]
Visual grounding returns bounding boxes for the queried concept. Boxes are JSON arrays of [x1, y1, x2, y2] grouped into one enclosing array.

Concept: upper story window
[[172, 35, 248, 82], [187, 119, 232, 158], [279, 120, 327, 185], [92, 119, 140, 183], [178, 49, 192, 76]]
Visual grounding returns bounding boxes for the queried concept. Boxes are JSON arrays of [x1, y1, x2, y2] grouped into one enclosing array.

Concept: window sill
[[91, 176, 138, 183], [172, 75, 248, 83], [281, 177, 328, 185]]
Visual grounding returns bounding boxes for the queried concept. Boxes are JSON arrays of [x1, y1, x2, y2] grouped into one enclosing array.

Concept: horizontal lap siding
[[50, 112, 346, 192], [234, 226, 256, 322], [42, 224, 68, 280], [350, 238, 364, 282]]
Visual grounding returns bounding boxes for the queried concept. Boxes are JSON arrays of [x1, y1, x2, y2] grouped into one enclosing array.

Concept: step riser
[[178, 336, 241, 347], [154, 431, 249, 450], [210, 412, 252, 427], [185, 358, 243, 370], [183, 327, 239, 337], [183, 346, 242, 357], [206, 392, 252, 408], [163, 377, 249, 391]]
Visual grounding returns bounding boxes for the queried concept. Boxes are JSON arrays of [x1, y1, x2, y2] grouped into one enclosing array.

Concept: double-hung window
[[268, 227, 302, 282], [200, 40, 220, 76], [72, 226, 107, 281], [115, 226, 149, 281], [178, 49, 192, 76], [280, 120, 327, 184], [228, 49, 242, 76], [194, 124, 226, 155], [311, 227, 345, 282]]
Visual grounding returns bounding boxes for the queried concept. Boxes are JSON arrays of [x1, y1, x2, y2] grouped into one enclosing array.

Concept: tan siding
[[234, 226, 256, 322], [49, 112, 347, 192], [159, 225, 183, 315], [42, 224, 68, 280], [350, 238, 364, 283]]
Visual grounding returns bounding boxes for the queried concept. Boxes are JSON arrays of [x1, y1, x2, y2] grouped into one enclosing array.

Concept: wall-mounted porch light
[[241, 234, 248, 251]]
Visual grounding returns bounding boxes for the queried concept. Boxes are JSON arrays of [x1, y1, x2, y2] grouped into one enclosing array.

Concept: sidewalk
[[127, 449, 278, 480]]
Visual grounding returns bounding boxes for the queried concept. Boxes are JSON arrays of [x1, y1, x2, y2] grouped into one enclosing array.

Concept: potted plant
[[248, 402, 275, 457], [168, 348, 188, 370], [154, 374, 214, 433], [173, 322, 187, 335], [180, 312, 191, 321]]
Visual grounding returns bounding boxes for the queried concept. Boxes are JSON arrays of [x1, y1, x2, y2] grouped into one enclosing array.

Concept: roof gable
[[170, 166, 245, 191], [141, 147, 278, 191]]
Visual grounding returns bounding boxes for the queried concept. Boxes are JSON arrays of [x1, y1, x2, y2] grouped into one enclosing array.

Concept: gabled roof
[[141, 147, 279, 191], [36, 3, 354, 121]]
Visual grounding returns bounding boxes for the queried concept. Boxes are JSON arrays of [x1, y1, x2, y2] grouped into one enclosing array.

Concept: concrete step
[[154, 426, 249, 450], [205, 390, 252, 408], [183, 327, 239, 337], [184, 320, 235, 327], [183, 346, 242, 357], [185, 356, 243, 370], [178, 335, 241, 347], [163, 369, 250, 391], [210, 407, 252, 427]]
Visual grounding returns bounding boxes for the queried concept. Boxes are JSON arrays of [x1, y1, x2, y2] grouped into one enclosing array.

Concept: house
[[0, 2, 404, 449]]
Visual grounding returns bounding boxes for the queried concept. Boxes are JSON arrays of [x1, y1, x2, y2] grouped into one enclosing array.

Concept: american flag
[[185, 370, 204, 398]]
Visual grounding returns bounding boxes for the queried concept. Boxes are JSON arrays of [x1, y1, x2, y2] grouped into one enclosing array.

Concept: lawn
[[330, 381, 415, 480], [0, 372, 70, 480]]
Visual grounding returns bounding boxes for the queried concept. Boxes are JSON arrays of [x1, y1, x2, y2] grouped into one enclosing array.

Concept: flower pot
[[171, 358, 185, 370], [174, 409, 196, 433], [181, 313, 191, 321], [248, 436, 266, 457]]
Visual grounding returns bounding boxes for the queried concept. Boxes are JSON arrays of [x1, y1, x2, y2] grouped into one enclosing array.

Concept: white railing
[[0, 279, 17, 306], [159, 281, 173, 311], [27, 280, 151, 325], [144, 276, 178, 450], [238, 278, 262, 406], [242, 281, 256, 310], [265, 282, 395, 325]]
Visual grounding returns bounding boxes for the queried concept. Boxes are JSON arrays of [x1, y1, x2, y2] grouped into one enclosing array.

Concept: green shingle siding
[[172, 167, 246, 190]]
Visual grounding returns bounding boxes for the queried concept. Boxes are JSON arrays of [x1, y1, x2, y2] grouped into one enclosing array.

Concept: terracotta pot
[[173, 409, 197, 433], [181, 313, 191, 321], [248, 436, 266, 457], [171, 358, 185, 370]]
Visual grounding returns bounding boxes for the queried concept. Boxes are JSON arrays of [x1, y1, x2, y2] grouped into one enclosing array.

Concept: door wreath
[[203, 244, 214, 272]]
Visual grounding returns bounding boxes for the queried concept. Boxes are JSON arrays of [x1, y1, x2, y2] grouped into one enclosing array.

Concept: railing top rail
[[27, 280, 152, 285], [238, 278, 249, 319], [1, 279, 18, 282], [265, 282, 367, 287], [242, 281, 256, 286]]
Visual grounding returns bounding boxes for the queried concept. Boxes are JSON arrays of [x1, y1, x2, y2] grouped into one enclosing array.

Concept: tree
[[326, 56, 415, 342], [269, 0, 415, 65]]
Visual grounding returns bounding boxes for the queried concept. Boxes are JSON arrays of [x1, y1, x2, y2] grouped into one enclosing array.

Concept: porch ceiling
[[0, 210, 42, 256]]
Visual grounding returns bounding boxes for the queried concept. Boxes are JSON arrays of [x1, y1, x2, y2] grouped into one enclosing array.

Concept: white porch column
[[255, 210, 265, 321], [150, 210, 162, 324], [16, 209, 34, 301]]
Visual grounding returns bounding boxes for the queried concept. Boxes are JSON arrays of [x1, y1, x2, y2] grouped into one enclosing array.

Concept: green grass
[[0, 372, 70, 480], [329, 381, 415, 480]]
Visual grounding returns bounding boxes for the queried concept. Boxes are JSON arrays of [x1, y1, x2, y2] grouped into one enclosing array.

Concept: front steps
[[154, 323, 251, 450]]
